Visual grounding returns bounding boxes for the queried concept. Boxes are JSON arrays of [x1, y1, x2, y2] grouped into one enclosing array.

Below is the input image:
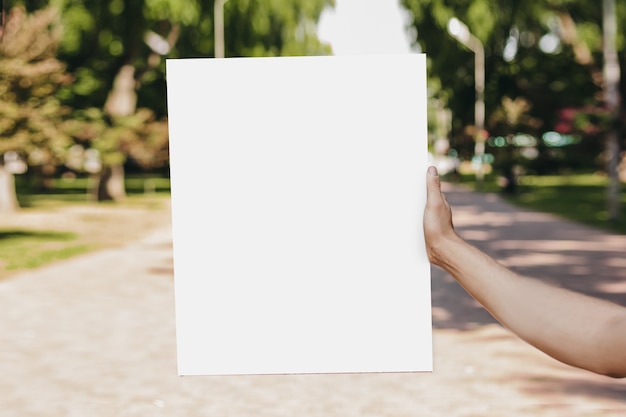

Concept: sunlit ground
[[446, 168, 626, 235]]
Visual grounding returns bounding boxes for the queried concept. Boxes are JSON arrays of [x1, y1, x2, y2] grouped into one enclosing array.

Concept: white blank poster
[[166, 54, 432, 376]]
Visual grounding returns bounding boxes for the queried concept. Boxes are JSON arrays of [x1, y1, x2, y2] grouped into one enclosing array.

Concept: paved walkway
[[1, 184, 625, 416]]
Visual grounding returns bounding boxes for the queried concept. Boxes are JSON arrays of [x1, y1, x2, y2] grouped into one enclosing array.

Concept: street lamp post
[[214, 0, 229, 58], [447, 17, 486, 186]]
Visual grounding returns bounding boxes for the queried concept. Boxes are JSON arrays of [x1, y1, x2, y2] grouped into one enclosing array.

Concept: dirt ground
[[1, 187, 625, 416], [0, 185, 626, 417]]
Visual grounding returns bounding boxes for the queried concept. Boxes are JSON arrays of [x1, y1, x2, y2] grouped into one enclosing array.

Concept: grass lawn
[[449, 172, 626, 235], [0, 174, 172, 280], [16, 175, 171, 207], [0, 230, 89, 271]]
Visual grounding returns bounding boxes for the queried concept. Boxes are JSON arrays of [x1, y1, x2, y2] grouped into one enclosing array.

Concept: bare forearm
[[423, 166, 626, 377], [433, 235, 626, 378]]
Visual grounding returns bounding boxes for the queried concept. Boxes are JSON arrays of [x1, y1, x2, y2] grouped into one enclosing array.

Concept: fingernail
[[428, 166, 438, 177]]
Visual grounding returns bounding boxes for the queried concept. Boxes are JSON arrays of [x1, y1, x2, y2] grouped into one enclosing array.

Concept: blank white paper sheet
[[166, 54, 432, 376]]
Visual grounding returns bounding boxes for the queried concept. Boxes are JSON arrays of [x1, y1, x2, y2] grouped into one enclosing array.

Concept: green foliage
[[465, 1, 497, 43], [400, 0, 625, 161], [142, 0, 201, 25], [103, 109, 170, 169], [223, 0, 334, 57], [2, 0, 334, 197], [63, 107, 169, 171], [0, 6, 72, 166], [56, 4, 96, 54], [48, 0, 333, 115]]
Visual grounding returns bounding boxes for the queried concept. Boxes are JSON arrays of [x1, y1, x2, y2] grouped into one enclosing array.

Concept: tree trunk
[[606, 130, 621, 222], [603, 0, 621, 222], [99, 64, 137, 203], [0, 165, 20, 212], [96, 164, 126, 202], [104, 65, 137, 117]]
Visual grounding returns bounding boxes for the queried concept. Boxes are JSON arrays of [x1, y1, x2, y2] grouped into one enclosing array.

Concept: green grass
[[1, 173, 171, 277], [449, 172, 626, 235], [15, 174, 171, 208], [0, 230, 90, 270]]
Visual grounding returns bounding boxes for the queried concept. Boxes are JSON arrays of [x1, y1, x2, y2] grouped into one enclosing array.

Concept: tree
[[401, 0, 609, 145], [222, 0, 333, 57], [0, 5, 71, 212], [48, 0, 333, 200], [52, 0, 190, 200], [62, 106, 170, 200], [401, 0, 624, 216]]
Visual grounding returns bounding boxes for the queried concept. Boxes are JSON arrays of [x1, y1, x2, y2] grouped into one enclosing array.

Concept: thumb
[[426, 166, 444, 205]]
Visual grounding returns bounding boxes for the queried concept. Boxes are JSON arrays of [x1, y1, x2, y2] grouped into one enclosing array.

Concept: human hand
[[423, 166, 458, 265]]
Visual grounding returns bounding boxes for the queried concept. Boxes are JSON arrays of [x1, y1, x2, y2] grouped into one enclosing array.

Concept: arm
[[424, 166, 626, 378]]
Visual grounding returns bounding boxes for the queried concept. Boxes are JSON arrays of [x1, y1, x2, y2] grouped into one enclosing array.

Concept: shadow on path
[[429, 184, 626, 413], [431, 184, 626, 331]]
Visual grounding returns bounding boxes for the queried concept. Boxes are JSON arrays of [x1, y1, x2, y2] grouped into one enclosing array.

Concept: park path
[[1, 184, 625, 416]]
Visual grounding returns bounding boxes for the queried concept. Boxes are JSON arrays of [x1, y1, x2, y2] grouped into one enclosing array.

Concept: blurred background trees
[[0, 6, 71, 211], [1, 0, 622, 220], [400, 0, 624, 219], [0, 0, 333, 210]]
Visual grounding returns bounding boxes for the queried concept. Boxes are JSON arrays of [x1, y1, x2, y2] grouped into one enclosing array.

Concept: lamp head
[[447, 17, 470, 43]]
